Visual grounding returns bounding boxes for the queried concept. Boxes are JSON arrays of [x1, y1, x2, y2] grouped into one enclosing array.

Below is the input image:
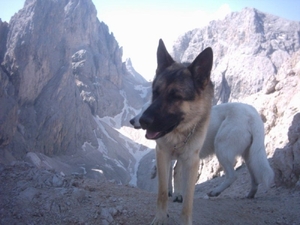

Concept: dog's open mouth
[[145, 124, 177, 140], [145, 130, 164, 140]]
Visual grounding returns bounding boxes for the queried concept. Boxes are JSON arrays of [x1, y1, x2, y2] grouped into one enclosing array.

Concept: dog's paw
[[246, 188, 257, 199], [172, 194, 183, 203], [246, 192, 255, 199], [150, 214, 169, 225], [207, 190, 220, 197]]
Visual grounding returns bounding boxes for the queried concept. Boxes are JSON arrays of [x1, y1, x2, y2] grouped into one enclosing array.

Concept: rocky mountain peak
[[4, 0, 124, 106], [125, 58, 148, 84], [172, 8, 300, 103], [0, 19, 8, 62], [0, 0, 149, 184]]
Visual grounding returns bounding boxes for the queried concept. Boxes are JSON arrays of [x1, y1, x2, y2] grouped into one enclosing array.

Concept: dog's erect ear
[[156, 39, 175, 75], [188, 47, 213, 90]]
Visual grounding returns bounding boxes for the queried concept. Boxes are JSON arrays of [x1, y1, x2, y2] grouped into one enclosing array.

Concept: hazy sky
[[1, 0, 300, 81]]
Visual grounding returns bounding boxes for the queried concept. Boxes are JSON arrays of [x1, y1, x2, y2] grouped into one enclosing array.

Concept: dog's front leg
[[180, 152, 200, 225], [173, 160, 183, 202], [151, 145, 171, 225]]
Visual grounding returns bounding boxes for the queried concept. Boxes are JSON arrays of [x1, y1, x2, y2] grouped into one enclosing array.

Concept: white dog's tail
[[246, 110, 274, 189]]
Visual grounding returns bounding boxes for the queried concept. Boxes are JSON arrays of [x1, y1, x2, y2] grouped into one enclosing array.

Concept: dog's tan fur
[[139, 39, 213, 225]]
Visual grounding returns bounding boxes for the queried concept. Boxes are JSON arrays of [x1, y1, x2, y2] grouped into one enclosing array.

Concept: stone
[[273, 113, 300, 187]]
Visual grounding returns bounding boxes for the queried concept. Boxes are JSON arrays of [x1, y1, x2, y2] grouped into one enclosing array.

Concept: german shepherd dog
[[138, 39, 214, 225]]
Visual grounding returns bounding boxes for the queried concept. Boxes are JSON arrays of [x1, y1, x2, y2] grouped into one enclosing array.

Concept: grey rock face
[[244, 50, 300, 155], [273, 113, 300, 187], [172, 7, 300, 104], [0, 19, 8, 61], [0, 0, 148, 184], [136, 151, 157, 192], [243, 49, 300, 187], [1, 0, 117, 156]]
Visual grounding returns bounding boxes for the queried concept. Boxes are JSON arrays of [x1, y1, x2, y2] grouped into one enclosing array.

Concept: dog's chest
[[170, 147, 187, 159], [171, 141, 201, 160], [157, 129, 204, 159]]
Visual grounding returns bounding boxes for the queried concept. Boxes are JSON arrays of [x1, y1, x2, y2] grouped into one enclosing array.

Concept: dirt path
[[0, 162, 299, 225]]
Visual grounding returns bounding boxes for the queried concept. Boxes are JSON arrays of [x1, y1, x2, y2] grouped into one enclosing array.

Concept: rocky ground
[[1, 161, 299, 225]]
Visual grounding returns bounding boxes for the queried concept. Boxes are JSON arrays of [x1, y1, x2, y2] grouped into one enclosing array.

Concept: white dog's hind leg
[[208, 128, 251, 197], [208, 158, 236, 197], [245, 165, 258, 198], [208, 140, 238, 197]]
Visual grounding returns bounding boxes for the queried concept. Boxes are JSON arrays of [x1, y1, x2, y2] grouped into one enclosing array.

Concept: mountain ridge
[[0, 0, 149, 184], [172, 7, 300, 103]]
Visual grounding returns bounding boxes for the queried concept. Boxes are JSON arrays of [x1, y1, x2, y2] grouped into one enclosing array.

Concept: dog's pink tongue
[[146, 130, 160, 140]]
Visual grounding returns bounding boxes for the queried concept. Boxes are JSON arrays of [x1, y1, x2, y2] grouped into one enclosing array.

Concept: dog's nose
[[139, 115, 154, 129], [129, 118, 135, 126]]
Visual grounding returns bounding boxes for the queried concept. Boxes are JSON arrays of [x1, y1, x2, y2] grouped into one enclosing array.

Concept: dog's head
[[139, 39, 213, 140]]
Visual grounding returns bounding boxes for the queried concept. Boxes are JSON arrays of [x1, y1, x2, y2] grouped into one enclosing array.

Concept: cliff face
[[243, 49, 300, 186], [0, 0, 149, 184], [172, 8, 300, 104], [0, 19, 8, 62], [273, 113, 300, 187]]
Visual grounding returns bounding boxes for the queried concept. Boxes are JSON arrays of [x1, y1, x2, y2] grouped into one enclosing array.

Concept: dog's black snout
[[139, 115, 154, 129], [129, 118, 134, 126]]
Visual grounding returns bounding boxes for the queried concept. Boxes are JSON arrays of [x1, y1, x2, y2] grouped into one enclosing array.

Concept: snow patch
[[134, 84, 149, 98], [94, 116, 118, 144]]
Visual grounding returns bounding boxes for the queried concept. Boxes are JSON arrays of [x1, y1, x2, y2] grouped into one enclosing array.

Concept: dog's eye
[[152, 90, 159, 99], [169, 89, 182, 100]]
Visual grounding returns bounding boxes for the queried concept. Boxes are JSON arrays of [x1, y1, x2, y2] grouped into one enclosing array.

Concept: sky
[[1, 0, 300, 81]]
